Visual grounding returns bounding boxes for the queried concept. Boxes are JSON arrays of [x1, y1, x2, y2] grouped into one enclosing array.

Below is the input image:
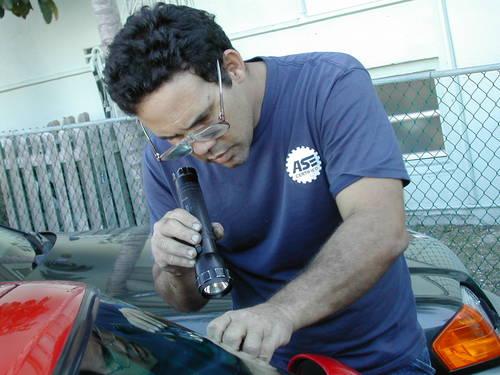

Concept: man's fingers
[[221, 321, 247, 351], [152, 235, 197, 258], [241, 330, 263, 358], [151, 208, 202, 270], [155, 253, 195, 268], [151, 237, 196, 268], [207, 304, 293, 365], [162, 208, 201, 230], [155, 215, 201, 246], [259, 334, 279, 363], [212, 222, 224, 240], [207, 313, 232, 343]]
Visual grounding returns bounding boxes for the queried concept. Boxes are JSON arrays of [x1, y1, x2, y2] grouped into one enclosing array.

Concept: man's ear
[[222, 49, 246, 83]]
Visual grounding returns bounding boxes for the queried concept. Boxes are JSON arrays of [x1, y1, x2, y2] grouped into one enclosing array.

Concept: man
[[104, 3, 435, 374]]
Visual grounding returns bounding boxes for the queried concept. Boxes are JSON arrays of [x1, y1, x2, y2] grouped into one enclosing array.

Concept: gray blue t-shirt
[[143, 52, 425, 374]]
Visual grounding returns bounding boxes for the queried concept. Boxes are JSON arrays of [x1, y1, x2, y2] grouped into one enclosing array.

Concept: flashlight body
[[173, 167, 231, 298], [173, 167, 218, 255]]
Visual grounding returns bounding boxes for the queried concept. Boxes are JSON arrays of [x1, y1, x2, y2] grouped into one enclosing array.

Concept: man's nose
[[192, 138, 217, 156]]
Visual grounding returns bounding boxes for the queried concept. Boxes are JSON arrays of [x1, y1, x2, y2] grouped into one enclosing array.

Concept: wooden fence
[[0, 118, 149, 233]]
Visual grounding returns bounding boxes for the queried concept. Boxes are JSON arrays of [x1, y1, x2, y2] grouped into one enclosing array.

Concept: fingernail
[[191, 234, 200, 243], [192, 223, 202, 231], [189, 260, 195, 266], [188, 250, 196, 258]]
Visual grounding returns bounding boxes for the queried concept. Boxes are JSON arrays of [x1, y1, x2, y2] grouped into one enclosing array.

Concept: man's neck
[[245, 61, 267, 129]]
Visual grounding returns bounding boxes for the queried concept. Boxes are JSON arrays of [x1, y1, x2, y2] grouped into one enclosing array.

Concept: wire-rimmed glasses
[[139, 60, 230, 161]]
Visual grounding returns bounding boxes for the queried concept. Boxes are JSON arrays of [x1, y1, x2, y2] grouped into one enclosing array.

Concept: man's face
[[136, 70, 254, 168]]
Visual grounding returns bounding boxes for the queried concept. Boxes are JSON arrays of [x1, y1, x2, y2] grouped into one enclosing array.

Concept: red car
[[0, 280, 359, 375]]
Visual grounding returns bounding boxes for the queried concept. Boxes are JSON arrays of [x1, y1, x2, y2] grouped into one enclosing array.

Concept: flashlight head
[[195, 253, 232, 298]]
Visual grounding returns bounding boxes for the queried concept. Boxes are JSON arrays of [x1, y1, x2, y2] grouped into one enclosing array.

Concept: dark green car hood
[[20, 226, 473, 319], [25, 225, 232, 318]]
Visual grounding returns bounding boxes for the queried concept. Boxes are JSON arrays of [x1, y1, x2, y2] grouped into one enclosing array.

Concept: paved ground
[[410, 224, 499, 294]]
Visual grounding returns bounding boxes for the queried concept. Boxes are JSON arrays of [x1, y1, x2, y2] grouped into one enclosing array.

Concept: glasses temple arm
[[139, 120, 162, 161], [217, 60, 226, 122]]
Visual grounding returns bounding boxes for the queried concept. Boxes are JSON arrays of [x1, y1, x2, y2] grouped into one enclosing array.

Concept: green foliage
[[38, 0, 57, 23], [0, 0, 58, 23]]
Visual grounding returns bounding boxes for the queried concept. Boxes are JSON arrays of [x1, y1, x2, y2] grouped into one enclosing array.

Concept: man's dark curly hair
[[103, 3, 234, 115]]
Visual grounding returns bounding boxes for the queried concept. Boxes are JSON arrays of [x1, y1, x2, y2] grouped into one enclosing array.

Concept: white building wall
[[2, 0, 500, 132], [445, 0, 500, 67], [193, 0, 500, 73], [0, 0, 104, 132], [195, 0, 447, 73]]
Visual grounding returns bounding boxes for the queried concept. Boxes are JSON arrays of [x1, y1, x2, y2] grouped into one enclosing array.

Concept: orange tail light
[[432, 304, 500, 371]]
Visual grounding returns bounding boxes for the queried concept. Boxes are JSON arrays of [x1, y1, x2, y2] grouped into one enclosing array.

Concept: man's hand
[[151, 208, 224, 275], [207, 302, 295, 362], [151, 208, 224, 312]]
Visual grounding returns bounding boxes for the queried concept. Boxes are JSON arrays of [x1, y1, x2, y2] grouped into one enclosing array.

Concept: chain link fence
[[0, 64, 498, 292], [0, 118, 147, 233], [374, 64, 499, 293]]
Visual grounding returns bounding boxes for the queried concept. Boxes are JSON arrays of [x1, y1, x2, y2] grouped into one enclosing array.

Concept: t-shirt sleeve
[[318, 68, 410, 198], [142, 148, 178, 233]]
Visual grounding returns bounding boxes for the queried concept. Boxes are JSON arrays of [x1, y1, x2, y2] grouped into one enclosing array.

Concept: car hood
[[25, 225, 231, 318], [23, 226, 471, 318], [406, 230, 470, 302]]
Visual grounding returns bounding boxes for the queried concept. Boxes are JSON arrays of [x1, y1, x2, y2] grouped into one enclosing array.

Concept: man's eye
[[198, 114, 212, 125], [170, 136, 183, 143], [191, 120, 211, 134], [163, 135, 182, 142]]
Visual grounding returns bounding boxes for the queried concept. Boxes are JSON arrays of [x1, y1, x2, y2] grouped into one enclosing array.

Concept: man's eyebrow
[[161, 107, 211, 140]]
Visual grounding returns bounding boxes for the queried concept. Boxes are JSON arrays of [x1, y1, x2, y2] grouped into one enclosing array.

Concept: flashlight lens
[[203, 281, 230, 296]]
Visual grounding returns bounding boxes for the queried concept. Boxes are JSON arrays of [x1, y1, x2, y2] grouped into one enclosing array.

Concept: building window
[[375, 78, 446, 158]]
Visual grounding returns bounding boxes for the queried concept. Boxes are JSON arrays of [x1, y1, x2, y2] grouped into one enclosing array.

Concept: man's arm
[[270, 177, 409, 328], [207, 177, 409, 361], [153, 264, 207, 312]]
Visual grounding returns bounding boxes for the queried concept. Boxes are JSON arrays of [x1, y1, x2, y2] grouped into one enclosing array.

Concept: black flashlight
[[173, 167, 232, 298]]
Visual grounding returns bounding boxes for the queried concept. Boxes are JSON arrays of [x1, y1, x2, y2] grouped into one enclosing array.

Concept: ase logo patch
[[286, 146, 322, 184]]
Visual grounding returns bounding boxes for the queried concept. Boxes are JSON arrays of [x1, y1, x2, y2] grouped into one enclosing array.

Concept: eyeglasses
[[140, 60, 230, 161]]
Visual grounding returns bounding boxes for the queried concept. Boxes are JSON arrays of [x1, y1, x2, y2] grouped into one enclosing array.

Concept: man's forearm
[[269, 209, 409, 331], [153, 263, 208, 312]]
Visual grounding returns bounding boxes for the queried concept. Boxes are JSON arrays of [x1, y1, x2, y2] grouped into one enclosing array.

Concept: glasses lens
[[160, 142, 192, 161], [194, 123, 229, 141], [158, 123, 229, 161]]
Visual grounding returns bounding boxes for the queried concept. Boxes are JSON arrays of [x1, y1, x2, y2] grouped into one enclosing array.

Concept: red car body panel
[[0, 280, 361, 375], [288, 353, 361, 375], [0, 281, 86, 375]]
